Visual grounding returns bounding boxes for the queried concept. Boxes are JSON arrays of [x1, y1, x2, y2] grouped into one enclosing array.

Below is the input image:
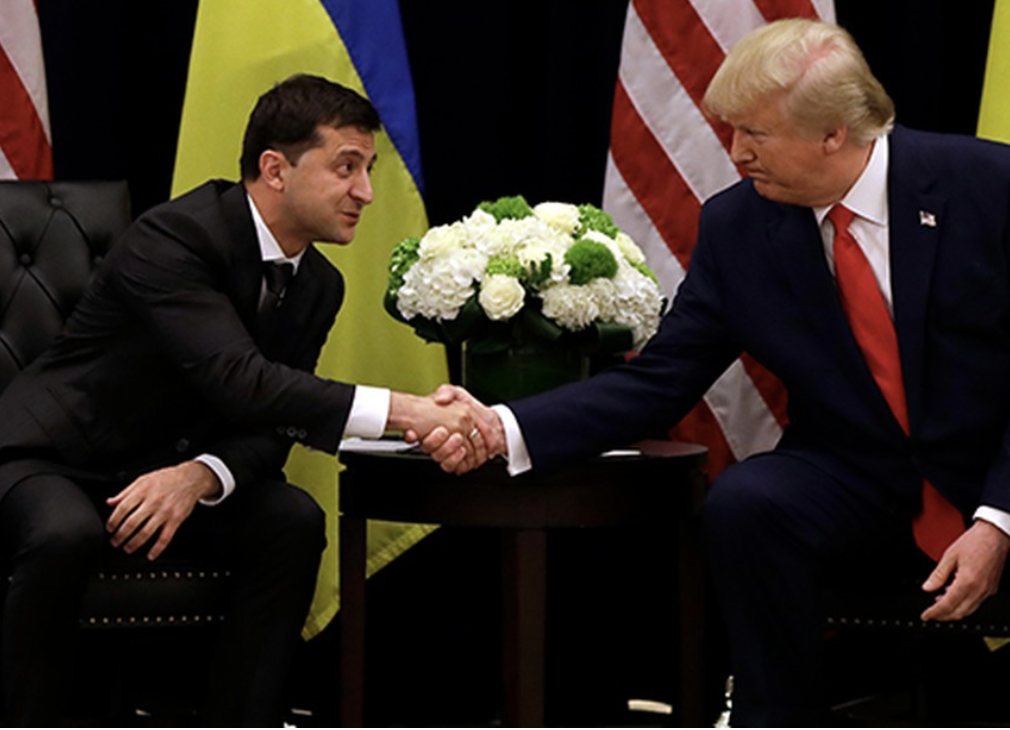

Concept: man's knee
[[4, 495, 104, 584], [704, 459, 779, 538], [251, 482, 327, 557]]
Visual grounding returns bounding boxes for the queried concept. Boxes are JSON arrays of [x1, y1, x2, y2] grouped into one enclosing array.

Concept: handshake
[[388, 385, 507, 473]]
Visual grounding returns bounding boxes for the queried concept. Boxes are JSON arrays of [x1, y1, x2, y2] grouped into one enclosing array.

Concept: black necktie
[[260, 261, 294, 313]]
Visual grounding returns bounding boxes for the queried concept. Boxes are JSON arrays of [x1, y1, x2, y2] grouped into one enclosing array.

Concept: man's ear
[[259, 150, 287, 191], [823, 126, 849, 154]]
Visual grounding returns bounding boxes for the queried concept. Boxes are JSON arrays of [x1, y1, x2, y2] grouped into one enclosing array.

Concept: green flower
[[485, 255, 526, 279], [565, 239, 618, 285], [575, 204, 619, 239], [478, 195, 534, 222], [387, 236, 421, 296]]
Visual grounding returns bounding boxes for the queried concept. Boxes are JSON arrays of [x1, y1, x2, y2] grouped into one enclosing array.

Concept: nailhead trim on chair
[[826, 615, 1010, 634]]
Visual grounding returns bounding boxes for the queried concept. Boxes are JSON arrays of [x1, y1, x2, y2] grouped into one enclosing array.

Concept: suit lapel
[[888, 127, 944, 430], [219, 183, 263, 330], [767, 201, 876, 380]]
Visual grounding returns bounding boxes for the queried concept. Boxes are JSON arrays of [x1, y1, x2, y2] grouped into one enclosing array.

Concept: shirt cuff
[[195, 454, 235, 506], [344, 385, 391, 439], [974, 505, 1010, 539], [492, 404, 532, 476]]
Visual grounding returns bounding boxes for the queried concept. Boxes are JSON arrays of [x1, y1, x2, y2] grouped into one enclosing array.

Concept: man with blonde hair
[[426, 17, 1010, 724]]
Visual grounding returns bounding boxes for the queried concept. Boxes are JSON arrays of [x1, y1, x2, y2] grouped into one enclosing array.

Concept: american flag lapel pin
[[919, 210, 938, 228]]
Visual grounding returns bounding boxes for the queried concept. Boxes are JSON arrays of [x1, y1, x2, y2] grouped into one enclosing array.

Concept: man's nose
[[729, 129, 754, 164], [352, 170, 374, 205]]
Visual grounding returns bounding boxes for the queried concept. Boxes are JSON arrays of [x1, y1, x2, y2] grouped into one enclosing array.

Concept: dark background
[[34, 0, 1006, 725], [36, 1, 996, 223]]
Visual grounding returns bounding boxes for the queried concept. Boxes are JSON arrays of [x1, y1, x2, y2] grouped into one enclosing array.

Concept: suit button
[[297, 429, 308, 440], [176, 438, 190, 453], [286, 426, 298, 438]]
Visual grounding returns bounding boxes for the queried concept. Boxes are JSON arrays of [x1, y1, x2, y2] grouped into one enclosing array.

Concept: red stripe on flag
[[610, 80, 701, 270], [669, 401, 736, 477], [741, 352, 789, 427], [633, 0, 734, 152], [0, 44, 52, 180], [752, 0, 821, 22]]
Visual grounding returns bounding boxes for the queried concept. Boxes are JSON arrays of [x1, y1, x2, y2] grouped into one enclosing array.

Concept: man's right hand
[[412, 385, 507, 474]]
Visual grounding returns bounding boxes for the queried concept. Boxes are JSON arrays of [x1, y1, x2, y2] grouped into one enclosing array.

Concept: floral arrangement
[[385, 195, 664, 356]]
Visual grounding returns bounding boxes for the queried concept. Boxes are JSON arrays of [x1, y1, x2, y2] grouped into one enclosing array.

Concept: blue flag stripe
[[321, 0, 425, 196]]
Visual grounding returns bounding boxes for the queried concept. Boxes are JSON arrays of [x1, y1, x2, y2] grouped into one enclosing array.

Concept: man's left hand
[[921, 519, 1010, 621], [105, 460, 222, 561]]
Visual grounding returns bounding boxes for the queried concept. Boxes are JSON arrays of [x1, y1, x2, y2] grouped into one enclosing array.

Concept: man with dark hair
[[0, 73, 477, 726]]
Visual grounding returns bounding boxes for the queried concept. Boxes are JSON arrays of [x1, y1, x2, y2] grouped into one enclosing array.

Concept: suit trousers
[[0, 468, 326, 727], [703, 448, 920, 727]]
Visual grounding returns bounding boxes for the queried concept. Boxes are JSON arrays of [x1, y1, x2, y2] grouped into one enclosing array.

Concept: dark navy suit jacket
[[510, 126, 1010, 518]]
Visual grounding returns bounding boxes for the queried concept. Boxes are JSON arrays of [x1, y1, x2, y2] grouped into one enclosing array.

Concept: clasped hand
[[399, 386, 506, 473]]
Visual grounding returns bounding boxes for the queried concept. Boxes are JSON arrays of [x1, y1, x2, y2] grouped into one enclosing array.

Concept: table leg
[[678, 516, 708, 727], [339, 514, 367, 727], [502, 528, 547, 727]]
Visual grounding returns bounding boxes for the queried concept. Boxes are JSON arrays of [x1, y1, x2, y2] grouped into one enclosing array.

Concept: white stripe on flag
[[619, 7, 740, 203], [0, 147, 14, 180], [689, 0, 768, 52], [0, 0, 51, 139]]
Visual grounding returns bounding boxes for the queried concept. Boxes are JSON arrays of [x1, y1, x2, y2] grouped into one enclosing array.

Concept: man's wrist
[[974, 505, 1010, 540], [194, 455, 231, 506]]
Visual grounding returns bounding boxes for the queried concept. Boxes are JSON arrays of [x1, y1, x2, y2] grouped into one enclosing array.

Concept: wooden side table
[[338, 440, 708, 727]]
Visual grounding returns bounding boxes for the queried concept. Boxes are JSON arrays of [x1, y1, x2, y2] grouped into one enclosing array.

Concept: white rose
[[533, 202, 581, 234], [615, 231, 646, 265], [418, 223, 467, 260], [479, 274, 526, 321]]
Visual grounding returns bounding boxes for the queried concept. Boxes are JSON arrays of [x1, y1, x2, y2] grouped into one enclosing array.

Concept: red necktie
[[829, 204, 963, 561]]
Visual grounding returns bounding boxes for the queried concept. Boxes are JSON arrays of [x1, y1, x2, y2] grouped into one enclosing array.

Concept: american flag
[[0, 0, 52, 180], [603, 0, 835, 475]]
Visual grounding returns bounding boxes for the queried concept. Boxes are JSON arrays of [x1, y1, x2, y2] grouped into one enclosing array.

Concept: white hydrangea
[[539, 283, 600, 332], [396, 248, 487, 321], [533, 202, 581, 235], [605, 264, 664, 348], [479, 274, 526, 321]]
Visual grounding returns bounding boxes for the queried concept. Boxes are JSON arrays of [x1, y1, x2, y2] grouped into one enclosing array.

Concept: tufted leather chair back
[[0, 181, 130, 389]]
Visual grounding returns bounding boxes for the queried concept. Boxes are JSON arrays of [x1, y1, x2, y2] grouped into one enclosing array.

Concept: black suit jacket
[[0, 180, 355, 498], [511, 126, 1010, 518]]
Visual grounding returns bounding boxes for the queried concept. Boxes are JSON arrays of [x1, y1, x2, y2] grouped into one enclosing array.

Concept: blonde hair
[[703, 18, 894, 145]]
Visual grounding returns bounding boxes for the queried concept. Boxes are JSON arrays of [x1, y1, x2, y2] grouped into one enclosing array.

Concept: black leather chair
[[0, 180, 232, 717]]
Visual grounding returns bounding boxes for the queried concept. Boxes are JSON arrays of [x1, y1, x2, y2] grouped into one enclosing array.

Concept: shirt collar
[[246, 193, 304, 272], [813, 135, 889, 227]]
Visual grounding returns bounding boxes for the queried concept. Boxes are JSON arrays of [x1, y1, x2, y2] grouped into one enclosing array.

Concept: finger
[[922, 554, 955, 593], [440, 444, 470, 474], [468, 427, 488, 466], [420, 426, 453, 454], [106, 493, 141, 535], [147, 520, 180, 561], [432, 384, 460, 405], [427, 430, 465, 462]]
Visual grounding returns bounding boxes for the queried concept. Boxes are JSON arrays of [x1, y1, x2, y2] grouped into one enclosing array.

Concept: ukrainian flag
[[979, 0, 1010, 143], [172, 0, 445, 638]]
